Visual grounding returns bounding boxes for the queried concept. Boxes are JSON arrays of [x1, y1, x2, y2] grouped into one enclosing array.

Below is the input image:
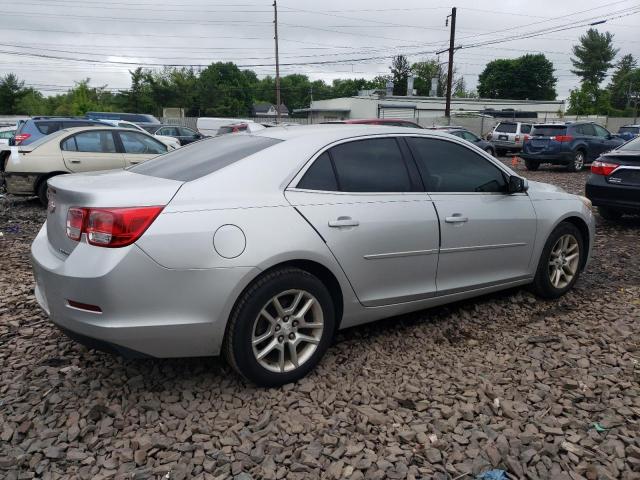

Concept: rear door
[[60, 130, 125, 172], [286, 136, 440, 307], [117, 130, 168, 166], [406, 136, 537, 294]]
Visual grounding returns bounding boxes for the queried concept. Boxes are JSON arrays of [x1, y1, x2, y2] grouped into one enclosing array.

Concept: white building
[[295, 95, 566, 124]]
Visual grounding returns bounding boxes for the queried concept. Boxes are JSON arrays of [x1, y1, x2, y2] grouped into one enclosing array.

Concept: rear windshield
[[129, 134, 282, 181], [531, 125, 567, 136], [22, 129, 67, 149], [618, 137, 640, 152], [495, 123, 517, 133], [619, 126, 640, 134]]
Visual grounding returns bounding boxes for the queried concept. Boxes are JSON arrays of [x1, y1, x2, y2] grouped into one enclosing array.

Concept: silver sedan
[[32, 125, 595, 386]]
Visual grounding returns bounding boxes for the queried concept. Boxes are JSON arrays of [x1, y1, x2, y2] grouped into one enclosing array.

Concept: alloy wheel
[[574, 151, 585, 171], [547, 234, 580, 289], [251, 289, 324, 373]]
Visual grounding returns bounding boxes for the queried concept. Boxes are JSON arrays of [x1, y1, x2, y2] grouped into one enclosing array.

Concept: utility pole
[[444, 7, 456, 119], [309, 84, 313, 124], [273, 0, 281, 124]]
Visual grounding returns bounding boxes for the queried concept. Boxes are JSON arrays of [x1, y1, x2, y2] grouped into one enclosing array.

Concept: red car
[[322, 118, 423, 128]]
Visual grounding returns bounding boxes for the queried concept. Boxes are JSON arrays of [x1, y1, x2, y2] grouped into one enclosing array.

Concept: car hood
[[526, 180, 573, 201]]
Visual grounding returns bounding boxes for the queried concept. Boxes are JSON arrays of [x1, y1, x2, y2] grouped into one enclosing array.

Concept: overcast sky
[[1, 0, 639, 100]]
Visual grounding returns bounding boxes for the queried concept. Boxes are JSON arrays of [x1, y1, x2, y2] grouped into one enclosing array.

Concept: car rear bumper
[[491, 140, 522, 150], [585, 175, 640, 212], [31, 223, 259, 358], [519, 152, 574, 163], [3, 172, 38, 195]]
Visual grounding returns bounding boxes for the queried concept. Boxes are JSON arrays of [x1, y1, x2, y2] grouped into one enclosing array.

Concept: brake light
[[591, 160, 619, 176], [65, 206, 163, 247], [515, 135, 520, 142], [552, 135, 574, 142], [14, 133, 31, 145]]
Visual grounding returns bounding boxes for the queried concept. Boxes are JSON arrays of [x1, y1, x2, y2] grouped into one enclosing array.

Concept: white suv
[[487, 122, 533, 155]]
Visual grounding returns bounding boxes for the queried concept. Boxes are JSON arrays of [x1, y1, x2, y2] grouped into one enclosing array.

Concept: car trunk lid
[[46, 170, 183, 257]]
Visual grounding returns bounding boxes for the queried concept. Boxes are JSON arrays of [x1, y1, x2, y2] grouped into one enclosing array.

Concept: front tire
[[531, 223, 584, 299], [524, 160, 539, 171], [36, 178, 50, 207], [568, 150, 585, 172], [598, 206, 622, 221], [223, 268, 335, 387]]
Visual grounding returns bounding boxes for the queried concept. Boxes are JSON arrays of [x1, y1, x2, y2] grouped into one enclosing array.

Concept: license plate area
[[498, 135, 508, 141]]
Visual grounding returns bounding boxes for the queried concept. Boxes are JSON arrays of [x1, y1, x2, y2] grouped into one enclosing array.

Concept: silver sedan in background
[[31, 125, 595, 386]]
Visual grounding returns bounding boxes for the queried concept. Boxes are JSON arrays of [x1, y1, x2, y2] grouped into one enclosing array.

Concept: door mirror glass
[[508, 175, 527, 194]]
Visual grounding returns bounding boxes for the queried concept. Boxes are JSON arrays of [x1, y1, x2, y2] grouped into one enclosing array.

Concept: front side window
[[179, 127, 197, 136], [119, 131, 167, 154], [157, 126, 179, 136], [593, 124, 610, 138], [461, 131, 479, 142], [407, 137, 507, 193], [62, 131, 116, 153], [329, 138, 412, 192]]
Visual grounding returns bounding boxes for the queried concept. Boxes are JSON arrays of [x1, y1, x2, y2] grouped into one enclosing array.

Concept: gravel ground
[[1, 161, 639, 480]]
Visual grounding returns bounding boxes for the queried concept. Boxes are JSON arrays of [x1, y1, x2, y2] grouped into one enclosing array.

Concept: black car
[[10, 117, 110, 145], [429, 127, 496, 156], [521, 121, 624, 172], [152, 125, 204, 145], [585, 136, 640, 220]]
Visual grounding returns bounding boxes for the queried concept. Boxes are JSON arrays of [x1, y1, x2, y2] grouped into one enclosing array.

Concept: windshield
[[129, 134, 282, 181], [617, 136, 640, 152], [531, 125, 567, 136]]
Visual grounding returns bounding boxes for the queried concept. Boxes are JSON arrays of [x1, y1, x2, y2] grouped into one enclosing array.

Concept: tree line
[[0, 28, 637, 117]]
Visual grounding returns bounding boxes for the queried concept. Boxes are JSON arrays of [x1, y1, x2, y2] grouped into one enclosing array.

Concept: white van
[[197, 118, 252, 136]]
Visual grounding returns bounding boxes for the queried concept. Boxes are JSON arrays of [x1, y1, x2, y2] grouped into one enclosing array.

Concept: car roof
[[252, 123, 453, 143]]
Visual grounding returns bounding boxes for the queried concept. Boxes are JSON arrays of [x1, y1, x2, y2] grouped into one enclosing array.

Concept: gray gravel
[[1, 162, 639, 480]]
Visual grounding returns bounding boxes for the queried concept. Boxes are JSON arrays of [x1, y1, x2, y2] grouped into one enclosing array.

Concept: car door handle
[[328, 216, 359, 228], [69, 160, 81, 164], [445, 214, 468, 223], [129, 161, 140, 164]]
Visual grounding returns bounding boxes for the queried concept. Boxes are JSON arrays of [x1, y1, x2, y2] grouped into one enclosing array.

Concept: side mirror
[[508, 175, 528, 194]]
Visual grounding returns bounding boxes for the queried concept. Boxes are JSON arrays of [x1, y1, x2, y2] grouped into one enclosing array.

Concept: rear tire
[[598, 206, 623, 221], [223, 267, 336, 387], [36, 178, 50, 207], [568, 150, 585, 172], [496, 148, 506, 157], [524, 160, 539, 171], [531, 222, 584, 299]]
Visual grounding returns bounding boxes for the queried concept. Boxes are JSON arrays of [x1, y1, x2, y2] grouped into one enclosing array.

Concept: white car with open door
[[1, 126, 168, 205]]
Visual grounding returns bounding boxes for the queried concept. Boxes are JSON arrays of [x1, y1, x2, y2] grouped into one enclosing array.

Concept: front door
[[286, 137, 439, 307], [406, 136, 537, 294], [60, 130, 125, 172]]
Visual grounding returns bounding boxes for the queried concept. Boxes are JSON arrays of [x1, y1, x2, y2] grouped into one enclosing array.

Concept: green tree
[[15, 88, 47, 115], [571, 29, 618, 87], [389, 55, 411, 95], [608, 54, 637, 110], [477, 54, 556, 100], [0, 73, 26, 114], [197, 62, 253, 117]]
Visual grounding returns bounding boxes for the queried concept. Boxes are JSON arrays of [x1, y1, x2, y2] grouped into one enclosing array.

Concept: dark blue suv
[[11, 117, 109, 146], [521, 122, 624, 172]]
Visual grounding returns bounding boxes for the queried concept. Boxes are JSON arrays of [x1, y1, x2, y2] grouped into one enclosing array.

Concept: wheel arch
[[35, 171, 67, 194], [224, 258, 346, 340], [558, 215, 591, 270]]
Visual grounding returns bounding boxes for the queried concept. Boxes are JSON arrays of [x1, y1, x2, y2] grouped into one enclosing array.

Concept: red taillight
[[66, 207, 86, 241], [14, 133, 31, 145], [65, 206, 163, 247], [515, 135, 520, 142], [553, 135, 574, 142], [591, 160, 619, 176]]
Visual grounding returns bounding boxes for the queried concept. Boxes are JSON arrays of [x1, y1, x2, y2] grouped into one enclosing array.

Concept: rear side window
[[520, 124, 532, 134], [407, 137, 507, 193], [129, 135, 282, 181], [297, 152, 338, 191], [36, 121, 61, 134], [575, 124, 595, 136], [495, 123, 517, 133], [329, 138, 412, 192], [532, 125, 567, 136]]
